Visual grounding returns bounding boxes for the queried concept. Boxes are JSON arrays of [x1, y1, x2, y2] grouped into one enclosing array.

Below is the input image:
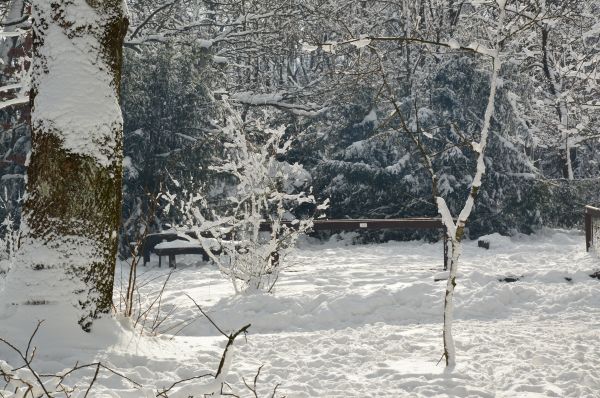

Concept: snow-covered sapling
[[175, 116, 323, 293], [436, 2, 506, 369]]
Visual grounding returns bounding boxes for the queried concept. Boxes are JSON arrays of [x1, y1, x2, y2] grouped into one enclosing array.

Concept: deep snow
[[1, 229, 599, 397]]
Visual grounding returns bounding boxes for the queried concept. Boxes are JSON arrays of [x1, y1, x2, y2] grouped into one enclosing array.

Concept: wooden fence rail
[[142, 218, 449, 270], [261, 218, 449, 270]]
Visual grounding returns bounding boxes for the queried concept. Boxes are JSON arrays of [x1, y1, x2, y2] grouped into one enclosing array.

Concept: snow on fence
[[585, 205, 600, 256]]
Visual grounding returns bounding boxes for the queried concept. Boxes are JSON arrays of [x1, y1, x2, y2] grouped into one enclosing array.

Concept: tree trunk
[[4, 0, 128, 331], [437, 1, 505, 363], [541, 26, 574, 180]]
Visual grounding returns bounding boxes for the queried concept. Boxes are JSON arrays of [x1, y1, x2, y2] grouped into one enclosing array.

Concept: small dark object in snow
[[478, 240, 490, 250], [590, 271, 600, 280], [564, 277, 573, 282], [433, 271, 449, 282], [499, 276, 520, 283]]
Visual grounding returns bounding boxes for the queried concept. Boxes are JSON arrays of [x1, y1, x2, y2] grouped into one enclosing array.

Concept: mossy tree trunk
[[5, 0, 128, 331]]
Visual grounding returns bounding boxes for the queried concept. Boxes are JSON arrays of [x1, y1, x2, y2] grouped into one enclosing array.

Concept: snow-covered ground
[[1, 229, 599, 397]]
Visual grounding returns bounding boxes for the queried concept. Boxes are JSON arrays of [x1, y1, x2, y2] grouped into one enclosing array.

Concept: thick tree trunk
[[4, 0, 128, 331]]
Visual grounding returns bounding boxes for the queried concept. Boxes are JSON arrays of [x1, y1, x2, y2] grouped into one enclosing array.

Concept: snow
[[446, 38, 461, 49], [31, 1, 124, 167], [231, 91, 284, 105], [300, 42, 318, 52], [351, 38, 371, 49], [213, 56, 228, 64], [0, 174, 24, 181], [154, 237, 220, 251], [1, 230, 600, 396], [321, 42, 336, 53], [154, 239, 201, 250], [385, 153, 411, 174], [1, 232, 102, 309], [356, 109, 378, 128], [437, 197, 457, 238], [0, 30, 27, 38], [0, 94, 28, 111], [197, 39, 214, 48]]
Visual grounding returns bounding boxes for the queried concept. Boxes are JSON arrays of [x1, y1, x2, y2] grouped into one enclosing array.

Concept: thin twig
[[83, 363, 101, 398], [184, 294, 228, 338], [0, 321, 52, 397]]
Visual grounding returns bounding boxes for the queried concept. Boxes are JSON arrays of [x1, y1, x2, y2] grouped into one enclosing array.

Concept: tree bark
[[541, 26, 573, 180], [4, 0, 128, 331]]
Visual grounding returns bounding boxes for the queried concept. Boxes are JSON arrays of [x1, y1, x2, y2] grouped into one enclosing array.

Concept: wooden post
[[143, 243, 151, 265], [585, 205, 600, 252], [443, 226, 449, 271], [586, 209, 592, 252]]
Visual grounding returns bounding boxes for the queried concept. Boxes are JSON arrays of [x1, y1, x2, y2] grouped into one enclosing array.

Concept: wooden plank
[[585, 205, 600, 218], [585, 212, 592, 252], [313, 218, 444, 231], [154, 247, 207, 255], [259, 218, 445, 232], [258, 218, 449, 270]]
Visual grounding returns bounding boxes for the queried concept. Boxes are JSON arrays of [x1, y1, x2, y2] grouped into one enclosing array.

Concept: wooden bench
[[140, 231, 199, 266], [152, 235, 223, 268], [154, 245, 211, 268]]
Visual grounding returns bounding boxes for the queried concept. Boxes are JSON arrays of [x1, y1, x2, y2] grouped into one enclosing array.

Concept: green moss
[[455, 226, 465, 242], [25, 133, 123, 329]]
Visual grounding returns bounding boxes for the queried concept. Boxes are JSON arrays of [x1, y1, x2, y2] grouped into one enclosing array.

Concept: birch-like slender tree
[[2, 0, 128, 331], [436, 1, 506, 368]]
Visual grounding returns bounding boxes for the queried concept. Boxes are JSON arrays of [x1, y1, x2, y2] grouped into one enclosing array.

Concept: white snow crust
[[1, 230, 599, 397], [0, 233, 102, 309], [31, 1, 124, 167]]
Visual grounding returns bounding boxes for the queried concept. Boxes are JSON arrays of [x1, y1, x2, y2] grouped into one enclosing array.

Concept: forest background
[[1, 0, 599, 251]]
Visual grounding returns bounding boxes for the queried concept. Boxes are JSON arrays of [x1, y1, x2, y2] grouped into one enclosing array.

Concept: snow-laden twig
[[0, 94, 28, 110], [0, 29, 27, 38], [304, 35, 497, 59]]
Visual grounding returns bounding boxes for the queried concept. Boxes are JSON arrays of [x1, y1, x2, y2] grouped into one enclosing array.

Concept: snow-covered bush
[[174, 117, 325, 293]]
